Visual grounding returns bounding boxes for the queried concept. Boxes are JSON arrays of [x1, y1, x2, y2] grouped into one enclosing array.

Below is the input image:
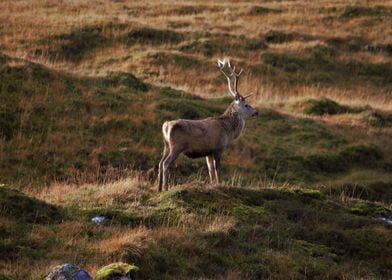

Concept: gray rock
[[46, 263, 92, 280]]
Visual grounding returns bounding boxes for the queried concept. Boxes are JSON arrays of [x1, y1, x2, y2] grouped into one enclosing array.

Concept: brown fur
[[158, 101, 249, 191]]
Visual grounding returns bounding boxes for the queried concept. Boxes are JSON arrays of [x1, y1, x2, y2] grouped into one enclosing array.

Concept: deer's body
[[158, 59, 257, 191]]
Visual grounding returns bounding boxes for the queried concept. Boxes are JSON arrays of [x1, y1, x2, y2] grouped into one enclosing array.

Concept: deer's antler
[[217, 58, 243, 98], [218, 59, 236, 97]]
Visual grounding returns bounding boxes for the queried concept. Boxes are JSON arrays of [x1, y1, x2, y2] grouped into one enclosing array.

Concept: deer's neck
[[220, 104, 245, 141]]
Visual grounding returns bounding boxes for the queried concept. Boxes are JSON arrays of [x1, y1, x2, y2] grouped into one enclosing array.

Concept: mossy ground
[[1, 182, 391, 279]]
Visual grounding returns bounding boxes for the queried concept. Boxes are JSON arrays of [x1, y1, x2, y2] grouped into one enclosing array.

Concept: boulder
[[46, 263, 92, 280]]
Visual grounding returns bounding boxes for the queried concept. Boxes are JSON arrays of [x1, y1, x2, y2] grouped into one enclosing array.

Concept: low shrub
[[340, 6, 392, 19], [126, 27, 184, 45], [249, 6, 281, 16], [299, 98, 351, 116], [302, 153, 347, 173], [340, 144, 383, 166], [102, 72, 149, 92], [44, 26, 107, 61]]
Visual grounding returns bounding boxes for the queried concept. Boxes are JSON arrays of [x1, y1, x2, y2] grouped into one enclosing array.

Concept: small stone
[[91, 215, 106, 224], [95, 262, 139, 280], [46, 263, 92, 280]]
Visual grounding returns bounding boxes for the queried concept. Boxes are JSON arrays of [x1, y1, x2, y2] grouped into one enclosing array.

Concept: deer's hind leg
[[162, 145, 184, 191], [213, 150, 223, 184], [158, 140, 170, 192]]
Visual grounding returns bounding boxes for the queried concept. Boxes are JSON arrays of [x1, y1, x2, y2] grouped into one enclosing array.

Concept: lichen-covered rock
[[95, 262, 139, 280], [46, 263, 92, 280]]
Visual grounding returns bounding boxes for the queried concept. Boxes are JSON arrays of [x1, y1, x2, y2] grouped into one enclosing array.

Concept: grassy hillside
[[0, 0, 391, 279], [1, 52, 391, 190]]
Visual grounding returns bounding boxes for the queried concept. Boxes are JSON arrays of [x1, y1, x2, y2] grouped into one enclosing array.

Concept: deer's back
[[162, 118, 228, 153]]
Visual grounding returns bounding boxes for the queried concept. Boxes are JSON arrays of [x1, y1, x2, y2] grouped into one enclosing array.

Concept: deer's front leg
[[206, 155, 216, 184]]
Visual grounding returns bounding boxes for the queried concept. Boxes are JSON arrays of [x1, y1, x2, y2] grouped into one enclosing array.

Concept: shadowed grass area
[[152, 52, 203, 70], [248, 6, 282, 16], [340, 5, 392, 19], [0, 185, 63, 224], [37, 26, 109, 62], [291, 98, 353, 115], [264, 30, 313, 44], [262, 51, 392, 87], [126, 27, 184, 46], [323, 181, 392, 204], [179, 34, 267, 57]]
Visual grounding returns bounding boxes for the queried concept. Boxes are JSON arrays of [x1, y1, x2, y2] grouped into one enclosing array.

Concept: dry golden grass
[[32, 175, 151, 207], [1, 0, 391, 113]]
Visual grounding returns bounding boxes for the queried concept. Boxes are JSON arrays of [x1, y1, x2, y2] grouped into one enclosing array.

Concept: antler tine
[[233, 67, 243, 95], [243, 92, 254, 99], [223, 59, 243, 96], [217, 59, 236, 97]]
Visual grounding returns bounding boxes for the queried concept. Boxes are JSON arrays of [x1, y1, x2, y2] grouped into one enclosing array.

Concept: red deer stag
[[158, 59, 258, 191]]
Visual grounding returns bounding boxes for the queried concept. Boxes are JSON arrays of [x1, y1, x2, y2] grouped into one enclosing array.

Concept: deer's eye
[[245, 104, 250, 108]]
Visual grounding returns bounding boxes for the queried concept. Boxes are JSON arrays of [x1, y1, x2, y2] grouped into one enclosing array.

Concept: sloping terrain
[[1, 53, 391, 189], [0, 0, 391, 279]]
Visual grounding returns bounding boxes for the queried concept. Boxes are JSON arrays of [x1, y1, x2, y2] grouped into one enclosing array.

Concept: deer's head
[[218, 59, 258, 118]]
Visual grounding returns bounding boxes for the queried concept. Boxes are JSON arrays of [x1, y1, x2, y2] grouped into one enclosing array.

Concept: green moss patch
[[96, 262, 139, 280], [348, 201, 390, 217]]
